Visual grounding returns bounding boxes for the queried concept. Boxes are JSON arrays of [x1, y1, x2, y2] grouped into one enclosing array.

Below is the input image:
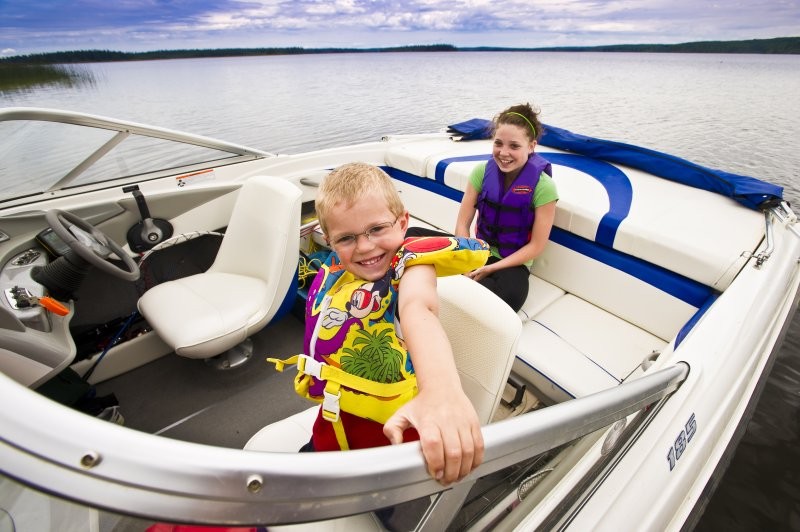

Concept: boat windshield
[[0, 108, 272, 205]]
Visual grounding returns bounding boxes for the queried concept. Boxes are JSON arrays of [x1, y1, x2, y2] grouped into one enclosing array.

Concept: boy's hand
[[384, 388, 484, 485]]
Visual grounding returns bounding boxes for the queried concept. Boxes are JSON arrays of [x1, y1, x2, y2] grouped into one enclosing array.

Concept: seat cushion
[[137, 272, 270, 358], [517, 275, 565, 322], [514, 294, 667, 403]]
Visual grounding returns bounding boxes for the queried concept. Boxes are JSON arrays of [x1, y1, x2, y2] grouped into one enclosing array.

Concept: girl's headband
[[504, 112, 537, 138]]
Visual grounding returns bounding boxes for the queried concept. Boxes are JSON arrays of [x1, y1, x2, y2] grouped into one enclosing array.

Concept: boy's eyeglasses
[[329, 217, 399, 249]]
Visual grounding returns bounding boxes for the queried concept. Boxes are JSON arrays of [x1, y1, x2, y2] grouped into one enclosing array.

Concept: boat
[[1, 106, 798, 531]]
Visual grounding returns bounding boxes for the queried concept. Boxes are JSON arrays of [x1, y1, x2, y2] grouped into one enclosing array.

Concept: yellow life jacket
[[269, 235, 489, 450]]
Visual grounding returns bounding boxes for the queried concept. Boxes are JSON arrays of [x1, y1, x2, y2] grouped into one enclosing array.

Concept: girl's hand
[[466, 265, 492, 282]]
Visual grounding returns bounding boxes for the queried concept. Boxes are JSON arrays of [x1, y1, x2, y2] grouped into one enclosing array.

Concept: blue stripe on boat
[[549, 227, 713, 308], [545, 153, 632, 248], [385, 166, 464, 202], [383, 165, 713, 308], [434, 154, 490, 183]]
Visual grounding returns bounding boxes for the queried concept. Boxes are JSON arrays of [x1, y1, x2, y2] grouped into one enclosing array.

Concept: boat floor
[[93, 313, 311, 449], [92, 309, 540, 451]]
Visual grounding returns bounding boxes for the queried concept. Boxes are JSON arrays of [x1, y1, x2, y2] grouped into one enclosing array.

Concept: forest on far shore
[[2, 36, 799, 64]]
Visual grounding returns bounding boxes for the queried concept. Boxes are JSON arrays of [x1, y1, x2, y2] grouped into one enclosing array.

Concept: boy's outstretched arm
[[384, 264, 484, 485]]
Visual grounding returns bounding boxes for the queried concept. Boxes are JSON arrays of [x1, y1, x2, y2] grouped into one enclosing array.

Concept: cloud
[[1, 0, 798, 53]]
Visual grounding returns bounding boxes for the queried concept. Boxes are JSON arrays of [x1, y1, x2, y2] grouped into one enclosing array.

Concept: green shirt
[[467, 161, 559, 264]]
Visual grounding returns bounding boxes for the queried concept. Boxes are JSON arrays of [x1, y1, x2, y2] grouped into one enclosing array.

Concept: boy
[[274, 162, 490, 485]]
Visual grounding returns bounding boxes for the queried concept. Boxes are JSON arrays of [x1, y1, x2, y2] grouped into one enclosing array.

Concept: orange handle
[[38, 297, 70, 316]]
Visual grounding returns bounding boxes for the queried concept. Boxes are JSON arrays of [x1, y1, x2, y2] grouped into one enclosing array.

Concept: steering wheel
[[45, 209, 140, 281]]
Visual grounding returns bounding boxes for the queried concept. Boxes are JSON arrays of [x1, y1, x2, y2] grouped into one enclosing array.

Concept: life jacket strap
[[331, 417, 350, 451], [267, 354, 419, 425], [269, 355, 297, 373], [321, 380, 350, 450], [322, 381, 342, 422]]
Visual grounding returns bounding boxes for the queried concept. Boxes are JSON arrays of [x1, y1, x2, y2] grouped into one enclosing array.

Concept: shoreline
[[2, 36, 799, 65]]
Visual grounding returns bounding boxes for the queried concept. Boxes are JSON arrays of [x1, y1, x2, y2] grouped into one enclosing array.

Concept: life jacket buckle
[[321, 388, 341, 422], [297, 354, 324, 380]]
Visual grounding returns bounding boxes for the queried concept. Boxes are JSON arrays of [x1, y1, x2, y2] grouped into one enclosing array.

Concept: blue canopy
[[447, 118, 493, 141], [540, 124, 783, 211], [448, 118, 783, 211]]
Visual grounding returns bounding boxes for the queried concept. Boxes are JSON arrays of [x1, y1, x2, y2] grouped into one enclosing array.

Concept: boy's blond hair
[[315, 162, 405, 235]]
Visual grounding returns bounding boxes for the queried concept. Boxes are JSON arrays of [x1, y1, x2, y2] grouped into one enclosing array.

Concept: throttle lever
[[123, 185, 174, 252], [126, 185, 152, 220]]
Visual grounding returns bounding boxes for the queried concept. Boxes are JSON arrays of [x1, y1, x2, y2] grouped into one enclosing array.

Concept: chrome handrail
[[755, 209, 775, 267], [0, 363, 688, 526], [771, 201, 800, 241]]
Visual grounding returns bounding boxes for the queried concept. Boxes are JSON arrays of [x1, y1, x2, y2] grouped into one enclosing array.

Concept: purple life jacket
[[475, 154, 552, 257]]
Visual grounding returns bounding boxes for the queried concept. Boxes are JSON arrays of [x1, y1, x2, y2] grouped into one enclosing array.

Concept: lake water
[[2, 51, 800, 529]]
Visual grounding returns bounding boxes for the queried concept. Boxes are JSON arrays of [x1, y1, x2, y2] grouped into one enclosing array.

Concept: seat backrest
[[209, 176, 302, 299], [436, 275, 522, 424], [137, 176, 301, 359]]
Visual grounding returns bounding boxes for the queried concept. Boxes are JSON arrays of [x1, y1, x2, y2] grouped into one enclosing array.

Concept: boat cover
[[447, 118, 494, 141], [448, 118, 783, 211]]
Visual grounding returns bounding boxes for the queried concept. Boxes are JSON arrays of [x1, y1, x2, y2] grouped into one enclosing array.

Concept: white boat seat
[[517, 275, 565, 322], [384, 139, 766, 291], [138, 177, 302, 359], [245, 406, 317, 453], [514, 294, 667, 404], [246, 274, 522, 450]]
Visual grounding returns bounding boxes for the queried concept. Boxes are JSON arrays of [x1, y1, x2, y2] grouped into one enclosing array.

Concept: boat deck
[[93, 314, 308, 448]]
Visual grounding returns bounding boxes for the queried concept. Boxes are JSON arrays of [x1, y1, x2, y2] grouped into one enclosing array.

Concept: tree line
[[0, 45, 457, 64], [2, 37, 798, 64]]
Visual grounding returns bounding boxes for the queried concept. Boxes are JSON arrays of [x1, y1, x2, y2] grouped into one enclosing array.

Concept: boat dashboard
[[0, 214, 145, 389], [0, 240, 78, 389], [1, 246, 52, 333]]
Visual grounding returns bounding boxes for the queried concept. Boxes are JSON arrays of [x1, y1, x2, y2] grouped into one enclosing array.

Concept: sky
[[1, 0, 799, 56]]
